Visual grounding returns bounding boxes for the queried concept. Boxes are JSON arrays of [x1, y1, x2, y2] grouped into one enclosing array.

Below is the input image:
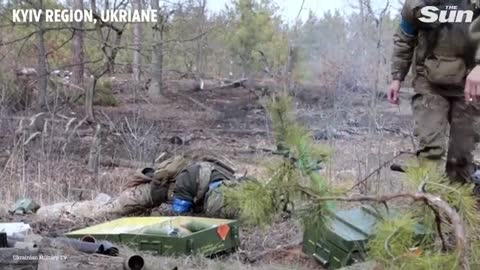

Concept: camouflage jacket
[[392, 0, 480, 89], [173, 159, 235, 212]]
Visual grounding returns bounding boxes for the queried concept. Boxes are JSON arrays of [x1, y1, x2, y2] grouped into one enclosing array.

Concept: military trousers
[[411, 86, 480, 183]]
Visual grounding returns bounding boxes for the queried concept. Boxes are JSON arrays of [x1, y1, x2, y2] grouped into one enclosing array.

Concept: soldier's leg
[[446, 98, 480, 183], [411, 93, 450, 169]]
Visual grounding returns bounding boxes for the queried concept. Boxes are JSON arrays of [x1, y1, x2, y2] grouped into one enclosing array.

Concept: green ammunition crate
[[66, 216, 240, 256], [303, 206, 429, 269]]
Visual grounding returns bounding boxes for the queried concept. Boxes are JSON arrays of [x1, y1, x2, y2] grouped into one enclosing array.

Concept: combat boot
[[391, 157, 446, 174]]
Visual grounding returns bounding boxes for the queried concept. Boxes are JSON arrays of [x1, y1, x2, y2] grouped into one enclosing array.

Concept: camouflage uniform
[[36, 157, 188, 220], [392, 0, 480, 182], [172, 157, 236, 215]]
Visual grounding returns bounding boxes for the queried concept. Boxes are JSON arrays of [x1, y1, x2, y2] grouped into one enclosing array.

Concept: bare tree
[[195, 0, 207, 75], [362, 0, 391, 129], [85, 0, 127, 122], [285, 0, 305, 88], [35, 0, 48, 110], [132, 0, 143, 82], [72, 0, 85, 88], [150, 0, 167, 96]]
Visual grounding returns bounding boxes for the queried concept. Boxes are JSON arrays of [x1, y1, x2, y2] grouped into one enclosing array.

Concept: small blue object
[[400, 18, 417, 36], [208, 181, 223, 191], [172, 198, 193, 213], [472, 170, 480, 185]]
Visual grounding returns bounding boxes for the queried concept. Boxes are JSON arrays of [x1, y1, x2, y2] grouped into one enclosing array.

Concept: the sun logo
[[418, 6, 474, 23]]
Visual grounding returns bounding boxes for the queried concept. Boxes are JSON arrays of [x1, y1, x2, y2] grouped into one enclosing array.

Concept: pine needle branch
[[227, 93, 475, 269]]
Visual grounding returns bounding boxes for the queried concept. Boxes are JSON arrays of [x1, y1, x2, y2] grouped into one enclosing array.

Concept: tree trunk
[[85, 77, 96, 122], [72, 0, 85, 88], [195, 0, 207, 75], [150, 0, 164, 96], [87, 124, 101, 174], [36, 0, 48, 111], [132, 0, 143, 82]]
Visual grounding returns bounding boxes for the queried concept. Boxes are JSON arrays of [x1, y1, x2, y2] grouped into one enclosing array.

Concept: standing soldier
[[388, 0, 480, 185]]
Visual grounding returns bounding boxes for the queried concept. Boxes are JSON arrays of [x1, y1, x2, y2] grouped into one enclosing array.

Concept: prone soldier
[[36, 155, 241, 220]]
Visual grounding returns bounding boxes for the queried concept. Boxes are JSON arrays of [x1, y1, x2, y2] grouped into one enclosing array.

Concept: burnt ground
[[0, 76, 422, 269]]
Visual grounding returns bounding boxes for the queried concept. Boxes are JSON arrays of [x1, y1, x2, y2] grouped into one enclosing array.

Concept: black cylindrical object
[[124, 255, 145, 270], [0, 232, 7, 248], [80, 235, 97, 243]]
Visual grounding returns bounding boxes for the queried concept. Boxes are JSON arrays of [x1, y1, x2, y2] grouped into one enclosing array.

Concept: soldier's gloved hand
[[388, 80, 401, 105], [465, 65, 480, 103]]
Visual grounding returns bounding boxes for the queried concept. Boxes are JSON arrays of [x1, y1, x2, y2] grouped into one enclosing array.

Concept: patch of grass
[[94, 79, 118, 107], [0, 77, 32, 111], [73, 78, 118, 107]]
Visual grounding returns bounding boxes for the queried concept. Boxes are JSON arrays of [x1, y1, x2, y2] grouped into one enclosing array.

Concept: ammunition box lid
[[66, 216, 236, 237], [329, 206, 386, 242]]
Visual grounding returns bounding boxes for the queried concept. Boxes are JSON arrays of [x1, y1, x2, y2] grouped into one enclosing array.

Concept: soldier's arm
[[391, 16, 418, 81], [466, 17, 480, 103], [391, 0, 421, 81]]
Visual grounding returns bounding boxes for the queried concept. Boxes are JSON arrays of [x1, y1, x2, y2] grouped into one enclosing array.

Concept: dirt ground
[[0, 77, 424, 269]]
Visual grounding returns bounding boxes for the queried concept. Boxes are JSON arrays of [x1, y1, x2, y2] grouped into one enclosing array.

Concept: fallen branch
[[209, 78, 248, 90], [167, 78, 248, 92], [424, 200, 448, 252]]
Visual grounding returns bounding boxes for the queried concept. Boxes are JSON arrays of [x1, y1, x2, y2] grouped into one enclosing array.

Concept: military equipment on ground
[[0, 232, 7, 248], [124, 255, 145, 270], [66, 217, 240, 256], [303, 206, 430, 269], [9, 198, 40, 215]]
